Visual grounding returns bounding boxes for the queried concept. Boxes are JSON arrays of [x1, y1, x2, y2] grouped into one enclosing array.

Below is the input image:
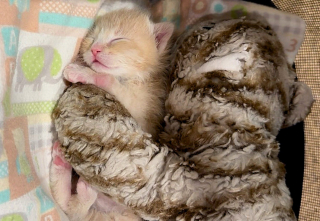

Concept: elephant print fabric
[[0, 0, 103, 220], [15, 45, 62, 92], [9, 30, 78, 116]]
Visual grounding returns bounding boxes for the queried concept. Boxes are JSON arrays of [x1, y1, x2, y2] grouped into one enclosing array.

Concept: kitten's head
[[80, 7, 174, 80]]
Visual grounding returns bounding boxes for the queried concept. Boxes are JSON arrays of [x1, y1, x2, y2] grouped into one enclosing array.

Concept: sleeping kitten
[[63, 0, 174, 139], [50, 1, 174, 221]]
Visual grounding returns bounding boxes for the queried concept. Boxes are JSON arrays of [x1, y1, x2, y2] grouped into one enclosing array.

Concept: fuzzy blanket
[[0, 0, 307, 220]]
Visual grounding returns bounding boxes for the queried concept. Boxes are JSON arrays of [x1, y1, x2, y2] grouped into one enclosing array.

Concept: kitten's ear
[[153, 22, 174, 54]]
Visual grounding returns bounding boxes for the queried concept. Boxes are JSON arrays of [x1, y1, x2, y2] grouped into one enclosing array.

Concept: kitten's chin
[[91, 61, 117, 73]]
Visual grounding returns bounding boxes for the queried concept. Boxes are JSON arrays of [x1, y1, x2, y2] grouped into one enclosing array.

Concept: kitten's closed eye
[[110, 38, 128, 44]]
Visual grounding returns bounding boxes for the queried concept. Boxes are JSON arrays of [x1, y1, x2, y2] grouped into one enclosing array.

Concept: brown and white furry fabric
[[53, 15, 313, 220]]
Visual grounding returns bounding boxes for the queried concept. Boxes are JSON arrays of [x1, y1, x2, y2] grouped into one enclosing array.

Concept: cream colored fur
[[63, 4, 173, 138]]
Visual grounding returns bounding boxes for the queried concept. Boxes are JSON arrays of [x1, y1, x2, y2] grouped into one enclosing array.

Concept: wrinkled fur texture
[[52, 15, 314, 220]]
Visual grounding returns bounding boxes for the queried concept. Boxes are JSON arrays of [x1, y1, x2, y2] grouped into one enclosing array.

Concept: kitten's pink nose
[[91, 46, 102, 56]]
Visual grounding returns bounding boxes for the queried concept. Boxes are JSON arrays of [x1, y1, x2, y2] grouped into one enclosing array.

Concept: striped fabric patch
[[40, 1, 98, 18], [0, 189, 10, 204], [0, 161, 9, 178], [39, 12, 93, 29], [11, 101, 56, 116]]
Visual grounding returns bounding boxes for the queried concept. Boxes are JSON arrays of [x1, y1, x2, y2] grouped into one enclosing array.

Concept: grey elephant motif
[[15, 45, 63, 92]]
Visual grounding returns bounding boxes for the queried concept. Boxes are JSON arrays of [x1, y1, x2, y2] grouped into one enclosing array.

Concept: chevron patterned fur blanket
[[52, 15, 313, 220]]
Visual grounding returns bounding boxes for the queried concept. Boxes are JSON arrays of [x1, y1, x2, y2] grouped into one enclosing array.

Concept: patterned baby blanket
[[0, 0, 306, 220]]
